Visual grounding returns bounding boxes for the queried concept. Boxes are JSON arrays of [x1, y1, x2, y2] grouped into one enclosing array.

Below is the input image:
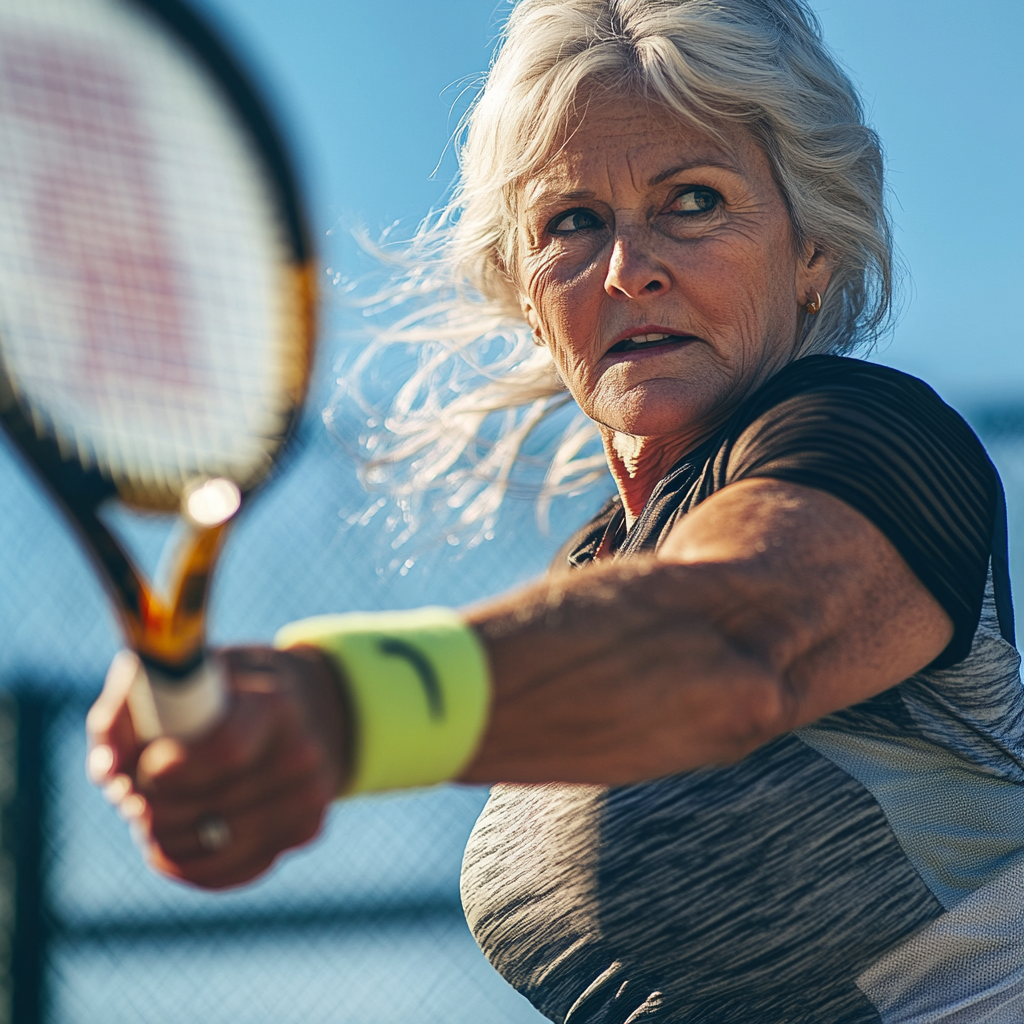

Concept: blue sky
[[196, 0, 1024, 410]]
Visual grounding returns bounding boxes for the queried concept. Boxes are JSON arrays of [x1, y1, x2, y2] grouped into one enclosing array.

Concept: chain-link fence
[[12, 692, 546, 1024], [1, 387, 1022, 1024]]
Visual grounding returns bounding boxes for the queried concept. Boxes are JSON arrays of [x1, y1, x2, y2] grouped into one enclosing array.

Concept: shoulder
[[740, 354, 963, 420], [722, 354, 1004, 668], [723, 354, 995, 497]]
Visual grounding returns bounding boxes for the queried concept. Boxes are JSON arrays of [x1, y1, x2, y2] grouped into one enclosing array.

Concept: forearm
[[459, 558, 791, 785], [458, 480, 953, 786], [270, 484, 950, 792]]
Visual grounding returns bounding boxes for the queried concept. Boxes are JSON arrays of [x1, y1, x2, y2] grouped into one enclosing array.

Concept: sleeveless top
[[460, 356, 1024, 1024]]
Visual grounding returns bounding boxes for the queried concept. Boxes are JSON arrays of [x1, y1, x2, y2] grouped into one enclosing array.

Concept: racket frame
[[0, 0, 317, 682]]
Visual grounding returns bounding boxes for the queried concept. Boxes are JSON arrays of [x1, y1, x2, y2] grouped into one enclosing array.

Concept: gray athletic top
[[460, 357, 1024, 1024]]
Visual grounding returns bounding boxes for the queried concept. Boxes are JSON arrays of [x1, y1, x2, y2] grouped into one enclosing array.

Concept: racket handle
[[114, 650, 228, 742]]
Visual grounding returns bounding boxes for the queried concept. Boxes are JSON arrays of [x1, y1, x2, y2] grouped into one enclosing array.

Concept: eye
[[667, 186, 721, 215], [547, 208, 605, 235]]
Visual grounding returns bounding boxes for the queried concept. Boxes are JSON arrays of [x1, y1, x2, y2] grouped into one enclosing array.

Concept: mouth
[[606, 331, 699, 356]]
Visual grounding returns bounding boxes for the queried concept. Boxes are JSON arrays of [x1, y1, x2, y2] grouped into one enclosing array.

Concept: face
[[515, 98, 829, 450]]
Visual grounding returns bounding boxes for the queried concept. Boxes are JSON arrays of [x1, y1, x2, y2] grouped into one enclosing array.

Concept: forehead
[[520, 98, 767, 203]]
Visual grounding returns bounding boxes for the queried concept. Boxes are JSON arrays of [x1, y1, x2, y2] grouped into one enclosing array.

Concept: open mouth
[[607, 332, 696, 355]]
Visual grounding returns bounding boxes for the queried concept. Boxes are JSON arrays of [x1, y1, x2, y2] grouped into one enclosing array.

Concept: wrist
[[275, 607, 491, 795], [279, 644, 355, 796]]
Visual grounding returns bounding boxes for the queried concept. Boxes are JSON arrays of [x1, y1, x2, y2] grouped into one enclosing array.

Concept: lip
[[603, 324, 702, 360]]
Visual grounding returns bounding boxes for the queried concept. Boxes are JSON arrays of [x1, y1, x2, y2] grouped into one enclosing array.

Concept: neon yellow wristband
[[275, 607, 491, 795]]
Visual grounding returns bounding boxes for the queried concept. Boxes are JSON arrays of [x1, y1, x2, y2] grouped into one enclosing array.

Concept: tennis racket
[[0, 0, 316, 740]]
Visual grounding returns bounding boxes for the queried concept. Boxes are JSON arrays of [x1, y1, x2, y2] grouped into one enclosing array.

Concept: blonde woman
[[88, 1, 1024, 1020]]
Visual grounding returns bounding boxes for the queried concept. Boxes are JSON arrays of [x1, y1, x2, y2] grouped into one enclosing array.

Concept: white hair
[[329, 0, 895, 550]]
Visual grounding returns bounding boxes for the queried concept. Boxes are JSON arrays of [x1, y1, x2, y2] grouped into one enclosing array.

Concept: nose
[[604, 229, 670, 300]]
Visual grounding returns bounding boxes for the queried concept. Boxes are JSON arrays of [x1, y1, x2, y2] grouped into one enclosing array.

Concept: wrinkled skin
[[515, 98, 829, 520]]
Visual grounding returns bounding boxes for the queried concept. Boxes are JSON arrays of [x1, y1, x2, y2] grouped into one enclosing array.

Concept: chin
[[596, 379, 727, 440]]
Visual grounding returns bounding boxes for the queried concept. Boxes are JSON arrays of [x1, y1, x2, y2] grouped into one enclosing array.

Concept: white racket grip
[[116, 650, 228, 742]]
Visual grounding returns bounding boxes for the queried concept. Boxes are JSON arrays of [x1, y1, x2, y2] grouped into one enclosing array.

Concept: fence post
[[1, 693, 48, 1024]]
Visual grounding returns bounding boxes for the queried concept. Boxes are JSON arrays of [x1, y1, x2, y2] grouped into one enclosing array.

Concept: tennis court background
[[0, 1, 1022, 1022]]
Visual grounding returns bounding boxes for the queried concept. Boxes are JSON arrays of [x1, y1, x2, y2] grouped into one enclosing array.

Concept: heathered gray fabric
[[799, 572, 1024, 909], [461, 736, 942, 1024]]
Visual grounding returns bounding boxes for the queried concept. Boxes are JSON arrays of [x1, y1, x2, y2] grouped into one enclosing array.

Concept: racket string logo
[[0, 36, 196, 395]]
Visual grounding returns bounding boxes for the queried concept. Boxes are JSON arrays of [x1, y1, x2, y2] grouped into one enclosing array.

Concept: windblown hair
[[330, 0, 894, 549]]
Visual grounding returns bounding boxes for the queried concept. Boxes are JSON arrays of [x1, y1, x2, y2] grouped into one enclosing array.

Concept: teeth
[[632, 332, 673, 344]]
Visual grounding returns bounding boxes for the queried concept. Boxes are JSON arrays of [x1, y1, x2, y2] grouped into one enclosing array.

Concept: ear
[[520, 296, 545, 344], [796, 241, 834, 308]]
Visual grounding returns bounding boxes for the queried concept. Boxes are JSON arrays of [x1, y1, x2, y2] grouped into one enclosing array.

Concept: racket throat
[[139, 648, 205, 680], [133, 515, 235, 666], [124, 514, 236, 741]]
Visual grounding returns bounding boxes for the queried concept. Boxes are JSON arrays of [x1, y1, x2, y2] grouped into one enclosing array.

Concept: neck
[[601, 427, 709, 528], [601, 349, 805, 527]]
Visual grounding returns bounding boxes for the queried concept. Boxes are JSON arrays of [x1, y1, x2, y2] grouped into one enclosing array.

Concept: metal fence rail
[[0, 692, 43, 1024]]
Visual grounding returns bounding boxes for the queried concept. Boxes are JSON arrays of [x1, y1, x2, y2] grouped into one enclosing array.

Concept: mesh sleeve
[[723, 360, 998, 668]]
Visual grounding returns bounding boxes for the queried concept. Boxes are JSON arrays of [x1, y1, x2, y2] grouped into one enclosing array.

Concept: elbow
[[712, 659, 799, 764]]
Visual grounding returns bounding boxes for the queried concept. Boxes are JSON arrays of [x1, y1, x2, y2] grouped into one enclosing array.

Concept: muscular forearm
[[458, 480, 953, 786], [459, 558, 792, 785], [88, 482, 952, 890]]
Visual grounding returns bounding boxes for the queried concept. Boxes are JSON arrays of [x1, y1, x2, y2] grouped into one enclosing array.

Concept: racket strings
[[0, 37, 198, 397]]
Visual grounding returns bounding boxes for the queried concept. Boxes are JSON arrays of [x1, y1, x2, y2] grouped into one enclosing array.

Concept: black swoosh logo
[[377, 638, 445, 720]]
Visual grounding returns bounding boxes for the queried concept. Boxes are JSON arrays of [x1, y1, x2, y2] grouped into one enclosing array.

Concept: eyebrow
[[527, 158, 743, 207], [648, 160, 741, 186], [549, 189, 597, 201]]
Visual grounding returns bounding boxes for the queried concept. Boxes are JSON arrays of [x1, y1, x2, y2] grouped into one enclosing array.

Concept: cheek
[[520, 258, 604, 373], [683, 234, 799, 350]]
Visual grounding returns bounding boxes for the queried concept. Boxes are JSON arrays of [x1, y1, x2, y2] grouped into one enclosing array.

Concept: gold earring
[[805, 290, 822, 316]]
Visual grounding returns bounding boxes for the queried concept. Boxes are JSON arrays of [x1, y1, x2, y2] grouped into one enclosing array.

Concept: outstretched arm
[[461, 476, 951, 784], [86, 476, 951, 887]]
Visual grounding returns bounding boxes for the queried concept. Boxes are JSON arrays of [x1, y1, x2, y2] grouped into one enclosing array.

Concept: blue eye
[[548, 208, 604, 234], [670, 187, 720, 214]]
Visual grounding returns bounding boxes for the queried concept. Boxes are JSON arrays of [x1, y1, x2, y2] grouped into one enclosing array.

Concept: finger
[[107, 786, 153, 851], [150, 777, 328, 862], [142, 737, 333, 836], [143, 783, 330, 889], [86, 742, 117, 786], [135, 685, 288, 797], [86, 650, 145, 782], [102, 773, 134, 807], [117, 791, 149, 827]]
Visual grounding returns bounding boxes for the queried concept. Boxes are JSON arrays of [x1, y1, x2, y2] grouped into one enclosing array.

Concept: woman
[[87, 1, 1024, 1021]]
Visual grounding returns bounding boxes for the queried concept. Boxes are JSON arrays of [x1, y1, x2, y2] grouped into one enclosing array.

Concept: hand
[[86, 645, 349, 889]]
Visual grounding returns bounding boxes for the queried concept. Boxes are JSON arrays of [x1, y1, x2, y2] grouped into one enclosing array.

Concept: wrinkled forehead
[[515, 95, 756, 207]]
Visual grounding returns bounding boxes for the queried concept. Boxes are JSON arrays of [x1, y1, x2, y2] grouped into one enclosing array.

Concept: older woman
[[88, 0, 1024, 1021]]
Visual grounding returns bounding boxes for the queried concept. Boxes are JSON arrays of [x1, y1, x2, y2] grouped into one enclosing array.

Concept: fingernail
[[118, 793, 147, 822], [87, 745, 115, 784], [103, 775, 132, 806]]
